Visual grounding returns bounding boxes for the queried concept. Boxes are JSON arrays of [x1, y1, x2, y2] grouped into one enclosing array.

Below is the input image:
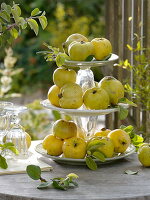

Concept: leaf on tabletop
[[37, 181, 52, 189], [0, 155, 8, 169], [31, 8, 41, 16], [39, 16, 47, 29], [7, 146, 19, 155], [118, 105, 128, 120], [27, 19, 39, 36], [52, 180, 67, 190], [26, 165, 41, 180], [124, 170, 138, 175], [118, 97, 137, 107], [92, 151, 106, 162], [85, 156, 97, 170]]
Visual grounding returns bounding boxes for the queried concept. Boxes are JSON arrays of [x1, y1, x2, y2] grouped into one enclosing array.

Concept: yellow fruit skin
[[62, 137, 86, 159], [108, 129, 131, 153], [53, 68, 76, 88], [59, 83, 83, 109], [91, 38, 112, 60], [63, 33, 88, 55], [98, 76, 124, 105], [87, 137, 114, 158], [68, 41, 94, 61], [26, 132, 31, 149], [48, 85, 60, 107], [83, 87, 109, 110], [138, 144, 150, 167], [42, 135, 63, 156], [94, 128, 111, 137], [52, 119, 77, 139]]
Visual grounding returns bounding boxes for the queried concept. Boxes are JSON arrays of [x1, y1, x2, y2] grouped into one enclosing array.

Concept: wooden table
[[0, 142, 150, 200]]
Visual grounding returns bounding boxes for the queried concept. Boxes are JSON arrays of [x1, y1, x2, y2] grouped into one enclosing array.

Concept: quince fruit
[[91, 38, 112, 60], [62, 33, 88, 55], [98, 76, 124, 105], [47, 85, 60, 107], [87, 136, 114, 158], [42, 134, 63, 156], [62, 137, 86, 159], [138, 143, 150, 167], [53, 67, 76, 88], [58, 83, 83, 109], [108, 129, 131, 153], [68, 41, 94, 61], [94, 128, 111, 137], [83, 87, 109, 110], [52, 119, 77, 139]]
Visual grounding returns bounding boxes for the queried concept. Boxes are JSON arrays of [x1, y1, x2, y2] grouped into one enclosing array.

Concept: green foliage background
[[1, 0, 105, 95]]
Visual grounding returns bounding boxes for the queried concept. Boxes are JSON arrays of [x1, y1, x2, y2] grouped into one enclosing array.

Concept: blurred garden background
[[0, 0, 149, 141]]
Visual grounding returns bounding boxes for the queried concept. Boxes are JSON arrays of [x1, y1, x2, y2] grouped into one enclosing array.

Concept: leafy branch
[[0, 142, 19, 169], [26, 165, 79, 190], [0, 2, 48, 47]]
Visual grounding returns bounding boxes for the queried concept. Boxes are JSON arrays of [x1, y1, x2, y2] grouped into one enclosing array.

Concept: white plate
[[41, 99, 128, 117], [63, 53, 119, 69], [35, 143, 136, 166]]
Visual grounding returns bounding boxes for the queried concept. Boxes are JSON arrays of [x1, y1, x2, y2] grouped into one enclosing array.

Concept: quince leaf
[[92, 151, 106, 162], [27, 19, 39, 36], [124, 170, 138, 175], [39, 16, 47, 30], [118, 105, 128, 120], [0, 155, 8, 169], [85, 156, 97, 170], [37, 181, 52, 189], [118, 97, 137, 107], [87, 142, 105, 152], [26, 165, 41, 180], [31, 8, 41, 16]]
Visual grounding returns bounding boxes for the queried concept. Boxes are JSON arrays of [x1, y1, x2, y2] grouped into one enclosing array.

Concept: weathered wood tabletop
[[0, 142, 150, 200]]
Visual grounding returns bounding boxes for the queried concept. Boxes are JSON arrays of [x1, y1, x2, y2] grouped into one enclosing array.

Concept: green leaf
[[10, 28, 18, 39], [52, 110, 61, 120], [127, 44, 133, 51], [37, 181, 52, 189], [31, 8, 41, 16], [39, 16, 47, 30], [124, 170, 138, 175], [52, 180, 66, 190], [87, 142, 105, 152], [92, 151, 106, 162], [0, 11, 10, 22], [118, 105, 128, 120], [0, 155, 8, 169], [85, 156, 97, 170], [122, 125, 134, 133], [1, 3, 11, 14], [3, 142, 14, 148], [26, 165, 41, 180], [7, 146, 19, 155], [118, 97, 137, 107], [13, 5, 21, 16], [11, 8, 20, 24], [85, 55, 94, 61], [0, 22, 2, 32], [19, 17, 27, 29], [27, 19, 39, 36]]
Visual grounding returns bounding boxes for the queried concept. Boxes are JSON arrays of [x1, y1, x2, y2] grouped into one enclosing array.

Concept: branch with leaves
[[0, 2, 47, 47], [26, 165, 79, 190]]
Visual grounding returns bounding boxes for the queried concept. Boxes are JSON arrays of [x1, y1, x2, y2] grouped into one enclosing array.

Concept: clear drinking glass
[[0, 101, 13, 144], [5, 105, 28, 159]]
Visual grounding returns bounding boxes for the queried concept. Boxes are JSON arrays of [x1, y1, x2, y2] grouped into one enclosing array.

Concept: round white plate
[[63, 53, 119, 69], [35, 143, 136, 166], [41, 99, 128, 117]]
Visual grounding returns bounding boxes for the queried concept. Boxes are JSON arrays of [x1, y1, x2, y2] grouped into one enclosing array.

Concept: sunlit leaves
[[39, 16, 47, 30], [27, 19, 39, 36]]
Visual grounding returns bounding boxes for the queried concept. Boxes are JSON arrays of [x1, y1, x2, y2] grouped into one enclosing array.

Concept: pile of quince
[[42, 119, 131, 160], [48, 68, 124, 110]]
